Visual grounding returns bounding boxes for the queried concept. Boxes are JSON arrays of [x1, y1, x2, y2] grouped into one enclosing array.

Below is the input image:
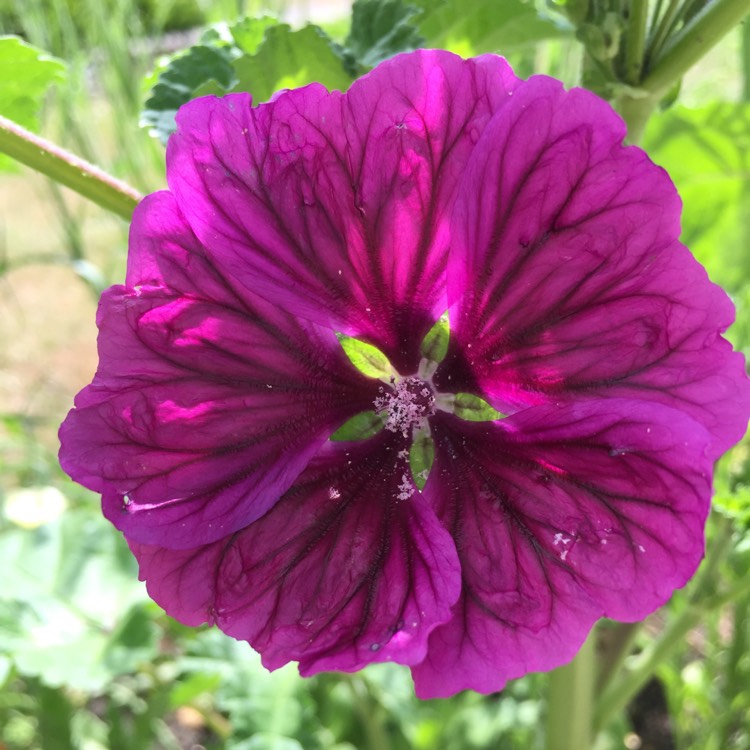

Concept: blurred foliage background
[[1, 1, 750, 748]]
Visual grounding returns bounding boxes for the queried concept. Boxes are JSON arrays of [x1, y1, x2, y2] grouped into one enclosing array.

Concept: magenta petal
[[442, 75, 750, 453], [166, 51, 519, 371], [412, 401, 713, 697], [131, 434, 460, 672], [59, 194, 377, 548]]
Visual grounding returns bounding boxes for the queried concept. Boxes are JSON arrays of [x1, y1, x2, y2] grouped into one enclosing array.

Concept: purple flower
[[59, 50, 750, 698]]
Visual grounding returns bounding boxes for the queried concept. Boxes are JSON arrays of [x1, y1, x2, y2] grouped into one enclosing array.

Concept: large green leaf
[[0, 36, 66, 170], [231, 23, 352, 104], [0, 509, 155, 689], [344, 0, 424, 72], [643, 103, 750, 294], [141, 42, 237, 144], [413, 0, 569, 56], [141, 18, 352, 144]]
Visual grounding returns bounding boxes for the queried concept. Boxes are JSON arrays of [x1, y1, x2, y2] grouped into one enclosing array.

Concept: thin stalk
[[648, 0, 683, 61], [546, 632, 596, 750], [651, 0, 666, 31], [717, 592, 750, 747], [593, 517, 735, 732], [617, 0, 750, 143], [743, 7, 750, 101], [0, 114, 141, 221], [644, 0, 750, 95], [596, 621, 642, 694], [345, 675, 392, 750], [623, 0, 651, 85]]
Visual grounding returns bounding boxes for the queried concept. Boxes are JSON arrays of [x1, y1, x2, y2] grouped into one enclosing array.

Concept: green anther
[[454, 393, 506, 422], [409, 426, 435, 491], [330, 411, 386, 441], [420, 314, 450, 364], [337, 334, 395, 381]]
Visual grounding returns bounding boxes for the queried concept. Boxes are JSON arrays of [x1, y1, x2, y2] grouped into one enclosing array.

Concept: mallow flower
[[60, 50, 750, 698]]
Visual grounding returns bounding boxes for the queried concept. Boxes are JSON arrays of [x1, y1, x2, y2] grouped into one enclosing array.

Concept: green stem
[[644, 0, 750, 96], [616, 92, 661, 145], [616, 0, 750, 144], [346, 675, 392, 750], [593, 516, 735, 732], [648, 0, 683, 61], [0, 114, 141, 220], [595, 621, 642, 694], [743, 7, 750, 101], [623, 0, 651, 85], [546, 631, 596, 750]]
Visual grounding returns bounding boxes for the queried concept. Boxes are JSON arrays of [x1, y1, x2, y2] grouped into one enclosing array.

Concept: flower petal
[[412, 402, 713, 697], [441, 75, 750, 452], [59, 194, 377, 548], [166, 50, 519, 372], [130, 434, 461, 673]]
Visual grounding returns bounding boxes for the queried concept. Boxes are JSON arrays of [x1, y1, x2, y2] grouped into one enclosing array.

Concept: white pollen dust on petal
[[397, 472, 414, 502]]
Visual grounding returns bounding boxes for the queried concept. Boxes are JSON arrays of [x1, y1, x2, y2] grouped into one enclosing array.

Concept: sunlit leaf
[[643, 103, 750, 293], [344, 0, 424, 72], [231, 24, 352, 104], [231, 15, 279, 54], [141, 42, 236, 144], [0, 36, 66, 171], [412, 0, 569, 56], [0, 509, 150, 689]]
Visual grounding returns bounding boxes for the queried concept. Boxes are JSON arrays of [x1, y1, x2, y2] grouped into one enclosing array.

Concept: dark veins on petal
[[166, 51, 520, 373], [60, 192, 379, 549], [411, 403, 713, 697], [440, 77, 748, 451], [131, 432, 460, 674]]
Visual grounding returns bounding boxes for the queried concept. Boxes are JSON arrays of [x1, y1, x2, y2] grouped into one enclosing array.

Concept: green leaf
[[0, 509, 149, 689], [169, 672, 223, 709], [453, 392, 505, 421], [412, 0, 569, 56], [231, 15, 279, 55], [231, 24, 352, 104], [102, 604, 159, 675], [183, 631, 309, 741], [0, 36, 66, 171], [642, 103, 750, 294], [37, 684, 75, 750], [141, 17, 353, 144], [344, 0, 425, 72], [141, 42, 236, 144], [420, 314, 450, 364], [337, 334, 395, 380], [330, 410, 385, 441], [410, 427, 434, 490]]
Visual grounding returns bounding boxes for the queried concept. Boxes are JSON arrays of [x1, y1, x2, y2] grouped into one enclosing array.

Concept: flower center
[[374, 376, 436, 438]]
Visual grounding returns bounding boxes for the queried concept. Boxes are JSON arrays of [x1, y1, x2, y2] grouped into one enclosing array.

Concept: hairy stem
[[0, 114, 141, 220]]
